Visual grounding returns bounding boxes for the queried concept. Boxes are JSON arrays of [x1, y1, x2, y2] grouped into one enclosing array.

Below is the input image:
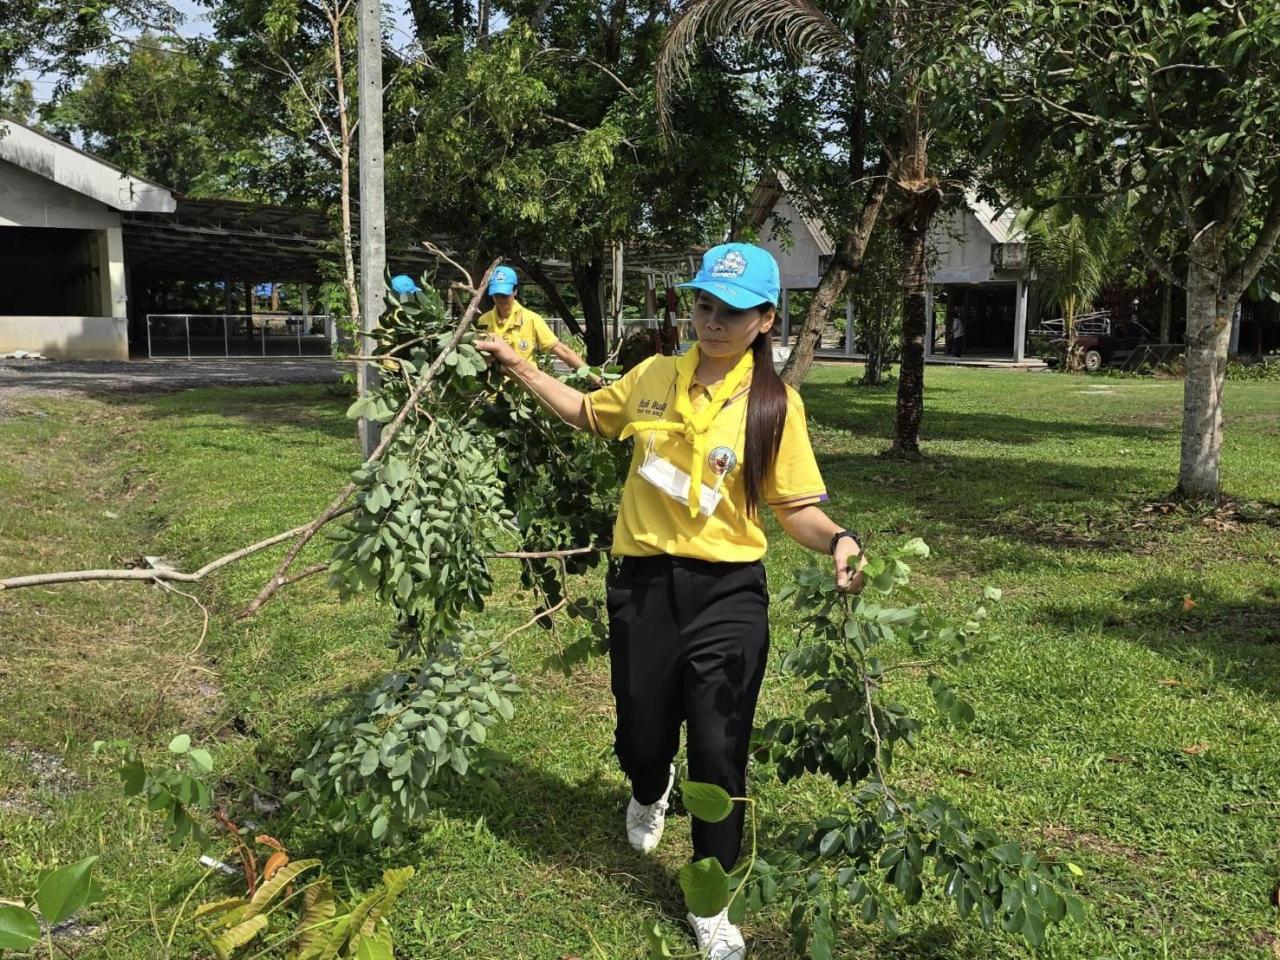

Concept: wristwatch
[[829, 529, 862, 556]]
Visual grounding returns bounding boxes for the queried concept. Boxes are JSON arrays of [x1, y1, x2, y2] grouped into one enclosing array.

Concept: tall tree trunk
[[889, 117, 939, 457], [511, 253, 584, 338], [571, 253, 607, 364], [1178, 228, 1231, 497], [1160, 281, 1172, 345], [1065, 294, 1080, 371], [1175, 183, 1280, 496], [864, 334, 884, 385], [328, 4, 360, 334], [780, 162, 888, 387]]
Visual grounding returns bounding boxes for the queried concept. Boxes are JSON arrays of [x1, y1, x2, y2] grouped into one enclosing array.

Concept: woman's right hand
[[474, 335, 520, 370]]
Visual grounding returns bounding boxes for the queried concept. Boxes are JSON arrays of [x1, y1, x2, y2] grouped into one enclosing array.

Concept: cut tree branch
[[237, 259, 500, 619], [0, 512, 352, 592]]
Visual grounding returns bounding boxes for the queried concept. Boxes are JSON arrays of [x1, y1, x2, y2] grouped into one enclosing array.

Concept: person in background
[[390, 274, 422, 299], [951, 311, 966, 358], [479, 265, 596, 378]]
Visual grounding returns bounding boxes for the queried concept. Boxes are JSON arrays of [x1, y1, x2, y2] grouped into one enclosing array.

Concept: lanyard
[[620, 345, 754, 517]]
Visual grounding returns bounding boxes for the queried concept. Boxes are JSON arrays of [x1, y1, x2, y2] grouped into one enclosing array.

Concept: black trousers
[[606, 554, 770, 872]]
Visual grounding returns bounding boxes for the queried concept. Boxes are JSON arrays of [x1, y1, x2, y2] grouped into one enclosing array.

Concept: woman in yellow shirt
[[476, 243, 863, 960], [478, 265, 594, 374]]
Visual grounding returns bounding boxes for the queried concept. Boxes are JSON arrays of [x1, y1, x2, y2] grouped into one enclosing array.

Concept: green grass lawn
[[1, 366, 1278, 959]]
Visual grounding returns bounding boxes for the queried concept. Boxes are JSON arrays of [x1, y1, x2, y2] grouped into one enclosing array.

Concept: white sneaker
[[625, 765, 674, 853], [688, 908, 746, 960]]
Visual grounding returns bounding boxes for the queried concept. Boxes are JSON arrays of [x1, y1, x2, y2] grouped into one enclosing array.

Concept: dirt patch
[[1248, 930, 1280, 957], [1038, 823, 1154, 865], [0, 358, 341, 399], [2, 744, 86, 794], [0, 793, 52, 818], [49, 918, 106, 945]]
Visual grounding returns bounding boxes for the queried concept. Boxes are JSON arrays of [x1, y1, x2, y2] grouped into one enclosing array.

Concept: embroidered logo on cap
[[709, 250, 748, 279]]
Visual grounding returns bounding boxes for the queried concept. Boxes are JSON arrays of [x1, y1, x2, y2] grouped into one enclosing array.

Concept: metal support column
[[1013, 279, 1028, 363], [924, 284, 935, 359]]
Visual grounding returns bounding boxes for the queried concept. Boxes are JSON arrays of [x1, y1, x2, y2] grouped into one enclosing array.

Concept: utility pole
[[356, 0, 385, 459]]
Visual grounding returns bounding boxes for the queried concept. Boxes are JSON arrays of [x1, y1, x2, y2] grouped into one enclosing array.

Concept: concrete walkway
[[0, 358, 344, 397]]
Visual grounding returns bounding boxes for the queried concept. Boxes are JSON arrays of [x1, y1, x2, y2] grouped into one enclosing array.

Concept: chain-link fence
[[145, 314, 335, 359]]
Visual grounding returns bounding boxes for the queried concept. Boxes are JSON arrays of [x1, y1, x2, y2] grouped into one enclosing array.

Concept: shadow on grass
[[803, 381, 1174, 447], [817, 450, 1170, 530], [1037, 577, 1280, 699], [417, 756, 992, 960], [126, 384, 358, 443]]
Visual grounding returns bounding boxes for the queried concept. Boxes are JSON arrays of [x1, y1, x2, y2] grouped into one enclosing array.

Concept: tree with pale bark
[[977, 0, 1280, 497]]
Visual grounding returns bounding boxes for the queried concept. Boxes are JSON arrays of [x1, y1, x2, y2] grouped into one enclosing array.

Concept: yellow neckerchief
[[620, 344, 754, 517]]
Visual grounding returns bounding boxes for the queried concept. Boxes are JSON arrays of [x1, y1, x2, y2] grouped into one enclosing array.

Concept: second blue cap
[[391, 274, 421, 296], [488, 265, 518, 297]]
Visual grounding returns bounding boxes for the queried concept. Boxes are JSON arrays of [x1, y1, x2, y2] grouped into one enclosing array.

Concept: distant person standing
[[479, 265, 596, 377], [951, 312, 966, 358]]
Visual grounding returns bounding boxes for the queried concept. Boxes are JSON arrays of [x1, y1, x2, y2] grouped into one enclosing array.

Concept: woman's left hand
[[834, 540, 866, 594]]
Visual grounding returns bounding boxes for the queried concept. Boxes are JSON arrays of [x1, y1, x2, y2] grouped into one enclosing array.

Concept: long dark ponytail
[[743, 321, 788, 516]]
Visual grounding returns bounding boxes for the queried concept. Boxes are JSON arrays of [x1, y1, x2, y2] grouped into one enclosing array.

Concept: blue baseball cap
[[390, 274, 421, 296], [678, 242, 780, 309], [488, 265, 518, 297]]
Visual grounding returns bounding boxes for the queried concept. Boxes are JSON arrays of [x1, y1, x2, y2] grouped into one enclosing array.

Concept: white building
[[744, 172, 1039, 363], [0, 118, 174, 359]]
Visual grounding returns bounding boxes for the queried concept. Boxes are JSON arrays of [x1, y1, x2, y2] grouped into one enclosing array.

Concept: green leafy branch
[[93, 733, 216, 849], [654, 542, 1085, 957]]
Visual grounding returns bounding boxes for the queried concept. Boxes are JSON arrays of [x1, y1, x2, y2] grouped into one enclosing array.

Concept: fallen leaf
[[262, 851, 289, 882], [1158, 678, 1185, 687], [1181, 743, 1210, 756], [953, 767, 977, 778], [1182, 595, 1197, 611]]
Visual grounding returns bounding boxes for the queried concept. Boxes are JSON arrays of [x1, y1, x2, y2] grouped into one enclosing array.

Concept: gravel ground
[[0, 358, 344, 398]]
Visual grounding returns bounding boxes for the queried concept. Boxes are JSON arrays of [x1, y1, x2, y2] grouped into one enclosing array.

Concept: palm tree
[[657, 0, 965, 462], [656, 0, 889, 389], [1020, 203, 1127, 371]]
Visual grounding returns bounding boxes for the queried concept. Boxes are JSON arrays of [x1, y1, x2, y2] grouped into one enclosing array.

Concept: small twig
[[141, 578, 213, 735], [487, 545, 608, 560], [459, 596, 570, 671], [214, 810, 258, 897], [421, 240, 475, 290], [279, 563, 329, 587]]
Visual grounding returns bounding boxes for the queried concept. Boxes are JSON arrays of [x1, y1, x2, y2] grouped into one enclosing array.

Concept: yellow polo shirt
[[585, 354, 828, 562], [478, 303, 558, 361]]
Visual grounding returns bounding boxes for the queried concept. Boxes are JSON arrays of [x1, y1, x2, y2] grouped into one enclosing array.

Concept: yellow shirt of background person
[[584, 352, 828, 563], [477, 302, 559, 362], [477, 265, 594, 373]]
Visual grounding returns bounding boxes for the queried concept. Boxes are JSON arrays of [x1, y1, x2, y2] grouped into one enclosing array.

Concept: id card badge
[[638, 435, 724, 517]]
